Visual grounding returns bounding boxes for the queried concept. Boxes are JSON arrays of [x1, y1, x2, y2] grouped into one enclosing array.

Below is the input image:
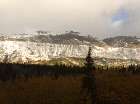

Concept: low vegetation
[[0, 63, 139, 104]]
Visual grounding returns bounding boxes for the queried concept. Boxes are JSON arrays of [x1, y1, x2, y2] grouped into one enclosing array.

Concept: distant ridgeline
[[0, 31, 140, 65]]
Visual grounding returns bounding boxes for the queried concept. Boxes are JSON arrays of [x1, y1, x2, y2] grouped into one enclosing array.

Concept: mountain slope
[[0, 34, 140, 64], [103, 36, 140, 48]]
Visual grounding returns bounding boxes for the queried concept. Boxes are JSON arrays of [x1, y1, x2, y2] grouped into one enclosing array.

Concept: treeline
[[97, 64, 140, 74], [0, 63, 140, 82], [0, 63, 85, 81]]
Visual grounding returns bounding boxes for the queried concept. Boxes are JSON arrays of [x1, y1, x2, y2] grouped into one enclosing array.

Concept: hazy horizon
[[0, 0, 140, 38]]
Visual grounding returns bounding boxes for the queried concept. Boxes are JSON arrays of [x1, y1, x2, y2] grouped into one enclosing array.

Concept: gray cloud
[[0, 0, 140, 38]]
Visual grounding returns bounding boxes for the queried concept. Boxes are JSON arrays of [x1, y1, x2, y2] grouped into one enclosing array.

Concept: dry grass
[[0, 72, 140, 104], [96, 71, 140, 104]]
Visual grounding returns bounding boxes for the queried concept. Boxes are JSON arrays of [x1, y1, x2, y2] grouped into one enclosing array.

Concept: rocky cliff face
[[103, 36, 140, 48], [0, 33, 140, 64]]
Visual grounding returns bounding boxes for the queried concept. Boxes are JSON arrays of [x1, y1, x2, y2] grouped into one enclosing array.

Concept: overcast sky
[[0, 0, 140, 38]]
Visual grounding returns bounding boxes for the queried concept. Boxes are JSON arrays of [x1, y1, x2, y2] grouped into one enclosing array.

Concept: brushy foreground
[[0, 70, 140, 104]]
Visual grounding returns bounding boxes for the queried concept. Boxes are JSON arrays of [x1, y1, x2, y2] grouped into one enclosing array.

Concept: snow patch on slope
[[0, 41, 140, 63]]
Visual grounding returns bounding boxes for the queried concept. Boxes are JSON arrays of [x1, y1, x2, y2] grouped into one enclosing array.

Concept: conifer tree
[[85, 46, 95, 74]]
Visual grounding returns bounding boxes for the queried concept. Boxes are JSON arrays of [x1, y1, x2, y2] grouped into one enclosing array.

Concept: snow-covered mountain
[[0, 32, 140, 64]]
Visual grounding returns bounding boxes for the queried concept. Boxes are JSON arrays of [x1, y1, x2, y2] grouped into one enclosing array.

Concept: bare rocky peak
[[103, 36, 140, 48], [0, 31, 103, 46], [0, 33, 139, 48]]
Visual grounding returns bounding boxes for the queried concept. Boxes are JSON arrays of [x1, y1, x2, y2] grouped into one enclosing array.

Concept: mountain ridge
[[0, 32, 140, 65]]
